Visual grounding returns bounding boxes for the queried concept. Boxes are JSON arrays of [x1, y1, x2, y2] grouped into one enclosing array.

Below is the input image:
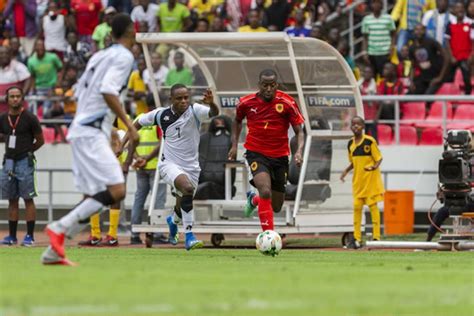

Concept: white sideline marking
[[0, 300, 305, 315]]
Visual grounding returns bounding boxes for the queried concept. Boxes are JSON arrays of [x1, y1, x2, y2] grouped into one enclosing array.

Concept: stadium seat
[[436, 83, 461, 95], [399, 125, 418, 145], [377, 124, 393, 145], [42, 127, 56, 144], [416, 101, 453, 128], [400, 102, 426, 125], [37, 106, 44, 119], [419, 127, 443, 145], [447, 104, 474, 131]]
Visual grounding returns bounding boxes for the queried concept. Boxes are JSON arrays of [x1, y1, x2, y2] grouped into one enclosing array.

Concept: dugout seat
[[285, 118, 332, 202], [194, 115, 236, 200]]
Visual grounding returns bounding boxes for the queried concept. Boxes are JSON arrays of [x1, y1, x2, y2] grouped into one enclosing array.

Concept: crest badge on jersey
[[275, 103, 284, 113], [364, 145, 370, 153], [251, 162, 258, 171]]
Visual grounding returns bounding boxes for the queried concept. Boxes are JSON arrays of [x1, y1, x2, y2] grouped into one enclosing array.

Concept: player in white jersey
[[41, 14, 139, 265], [133, 84, 219, 250]]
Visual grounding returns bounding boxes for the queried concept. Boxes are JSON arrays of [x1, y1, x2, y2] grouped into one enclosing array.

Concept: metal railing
[[361, 95, 474, 144]]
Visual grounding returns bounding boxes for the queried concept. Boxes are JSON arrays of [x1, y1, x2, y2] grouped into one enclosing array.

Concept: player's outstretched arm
[[228, 119, 242, 161], [202, 88, 219, 117]]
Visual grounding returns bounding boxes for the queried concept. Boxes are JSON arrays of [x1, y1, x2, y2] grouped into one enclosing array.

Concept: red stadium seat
[[401, 102, 426, 125], [419, 127, 443, 145], [399, 125, 418, 145], [447, 104, 474, 130], [436, 83, 461, 95], [377, 124, 393, 145], [416, 101, 453, 128], [42, 127, 56, 144]]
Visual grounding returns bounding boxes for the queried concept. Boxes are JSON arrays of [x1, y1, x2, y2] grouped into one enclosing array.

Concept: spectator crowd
[[0, 0, 472, 143]]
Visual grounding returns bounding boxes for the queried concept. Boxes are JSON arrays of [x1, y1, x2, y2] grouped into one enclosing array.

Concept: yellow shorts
[[354, 194, 384, 208]]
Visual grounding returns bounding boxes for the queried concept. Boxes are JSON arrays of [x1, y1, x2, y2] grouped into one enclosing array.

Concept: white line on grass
[[1, 299, 308, 315]]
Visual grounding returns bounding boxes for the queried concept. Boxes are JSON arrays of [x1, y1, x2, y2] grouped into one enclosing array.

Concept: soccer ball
[[256, 230, 282, 256]]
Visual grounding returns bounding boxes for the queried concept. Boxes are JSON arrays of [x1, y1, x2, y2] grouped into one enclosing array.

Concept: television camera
[[438, 130, 473, 216]]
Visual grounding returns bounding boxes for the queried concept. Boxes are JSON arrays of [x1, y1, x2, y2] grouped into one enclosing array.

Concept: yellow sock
[[108, 209, 120, 239], [353, 200, 363, 242], [369, 204, 381, 241], [90, 213, 101, 239]]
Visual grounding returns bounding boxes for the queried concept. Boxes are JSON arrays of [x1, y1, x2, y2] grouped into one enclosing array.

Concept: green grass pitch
[[0, 247, 473, 316]]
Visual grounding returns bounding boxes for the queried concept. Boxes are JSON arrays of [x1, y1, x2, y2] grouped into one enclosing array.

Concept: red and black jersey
[[236, 90, 304, 158], [445, 18, 474, 61]]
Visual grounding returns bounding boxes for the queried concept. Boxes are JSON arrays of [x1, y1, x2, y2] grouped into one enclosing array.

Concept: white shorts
[[159, 161, 199, 196], [70, 135, 124, 196]]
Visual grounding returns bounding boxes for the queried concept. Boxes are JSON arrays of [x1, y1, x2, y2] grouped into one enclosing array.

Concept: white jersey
[[138, 103, 210, 173], [68, 44, 134, 140]]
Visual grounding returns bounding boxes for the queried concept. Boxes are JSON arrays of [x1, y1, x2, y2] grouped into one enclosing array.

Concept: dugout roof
[[136, 32, 362, 138]]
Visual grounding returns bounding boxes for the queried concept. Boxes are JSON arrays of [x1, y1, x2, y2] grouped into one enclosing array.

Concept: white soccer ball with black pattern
[[256, 230, 282, 256]]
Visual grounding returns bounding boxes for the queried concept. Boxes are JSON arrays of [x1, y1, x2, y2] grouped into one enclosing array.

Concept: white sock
[[66, 207, 104, 239], [57, 198, 103, 232], [181, 209, 194, 233]]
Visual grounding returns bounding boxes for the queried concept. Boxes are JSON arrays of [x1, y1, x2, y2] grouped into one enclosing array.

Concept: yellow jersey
[[238, 25, 268, 32], [127, 70, 147, 116], [347, 134, 385, 199]]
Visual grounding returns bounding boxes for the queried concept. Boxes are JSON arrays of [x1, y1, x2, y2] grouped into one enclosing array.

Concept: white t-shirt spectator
[[43, 14, 68, 52], [143, 65, 169, 90], [131, 3, 160, 32], [0, 60, 31, 112], [422, 10, 456, 45]]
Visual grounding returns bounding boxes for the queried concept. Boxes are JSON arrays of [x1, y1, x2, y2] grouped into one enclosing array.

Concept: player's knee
[[259, 188, 272, 199], [180, 184, 194, 196], [93, 186, 125, 205], [181, 195, 193, 213]]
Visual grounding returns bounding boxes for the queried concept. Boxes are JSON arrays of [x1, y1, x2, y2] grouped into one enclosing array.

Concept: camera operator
[[426, 188, 474, 241], [427, 132, 474, 241]]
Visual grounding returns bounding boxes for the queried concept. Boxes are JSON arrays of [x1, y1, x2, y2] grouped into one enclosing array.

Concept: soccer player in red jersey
[[228, 69, 305, 232]]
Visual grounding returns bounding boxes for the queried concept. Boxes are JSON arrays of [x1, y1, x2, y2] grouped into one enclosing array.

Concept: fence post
[[349, 8, 354, 59], [48, 170, 53, 223], [394, 100, 400, 144], [442, 100, 447, 137]]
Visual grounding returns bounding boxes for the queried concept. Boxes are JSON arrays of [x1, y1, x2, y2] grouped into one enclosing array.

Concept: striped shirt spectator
[[362, 13, 396, 56], [362, 0, 396, 79]]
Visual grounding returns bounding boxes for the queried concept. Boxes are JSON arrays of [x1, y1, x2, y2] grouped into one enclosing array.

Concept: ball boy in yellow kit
[[340, 116, 384, 249]]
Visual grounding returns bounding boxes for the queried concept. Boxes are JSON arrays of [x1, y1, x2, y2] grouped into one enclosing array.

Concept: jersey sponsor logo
[[250, 161, 258, 171], [306, 95, 355, 108], [250, 108, 258, 114], [163, 116, 170, 121], [275, 103, 284, 113]]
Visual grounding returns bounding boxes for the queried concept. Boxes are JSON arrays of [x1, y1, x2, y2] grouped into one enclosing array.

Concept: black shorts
[[245, 150, 289, 193]]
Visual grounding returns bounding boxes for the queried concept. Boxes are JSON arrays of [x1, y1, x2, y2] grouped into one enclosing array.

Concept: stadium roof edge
[[136, 32, 290, 44]]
